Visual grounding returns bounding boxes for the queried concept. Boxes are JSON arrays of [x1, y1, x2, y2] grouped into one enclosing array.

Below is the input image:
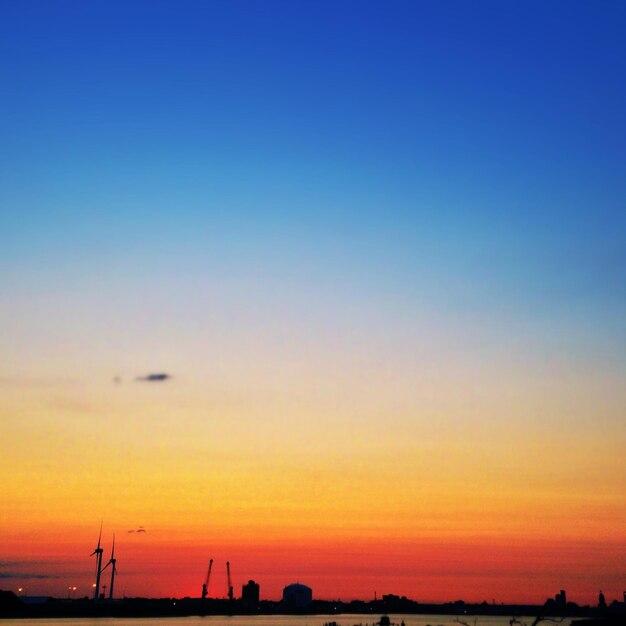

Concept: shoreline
[[1, 595, 623, 621]]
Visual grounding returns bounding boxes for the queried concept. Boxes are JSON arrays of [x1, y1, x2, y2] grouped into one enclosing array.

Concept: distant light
[[18, 588, 23, 593]]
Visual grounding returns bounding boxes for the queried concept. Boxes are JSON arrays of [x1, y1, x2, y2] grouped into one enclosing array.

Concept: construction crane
[[226, 561, 233, 601], [201, 559, 213, 600]]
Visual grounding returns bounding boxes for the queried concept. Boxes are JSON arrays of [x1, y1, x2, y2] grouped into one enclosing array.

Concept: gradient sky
[[1, 0, 625, 605]]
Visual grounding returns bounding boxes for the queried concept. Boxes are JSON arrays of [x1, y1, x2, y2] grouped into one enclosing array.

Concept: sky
[[1, 0, 625, 605]]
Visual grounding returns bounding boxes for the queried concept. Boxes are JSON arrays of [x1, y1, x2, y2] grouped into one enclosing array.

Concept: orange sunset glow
[[2, 364, 624, 603]]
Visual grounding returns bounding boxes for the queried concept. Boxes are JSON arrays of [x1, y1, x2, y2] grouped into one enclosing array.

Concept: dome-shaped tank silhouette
[[282, 583, 313, 608]]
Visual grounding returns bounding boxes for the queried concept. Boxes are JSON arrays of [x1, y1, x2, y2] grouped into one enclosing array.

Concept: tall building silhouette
[[242, 580, 260, 610]]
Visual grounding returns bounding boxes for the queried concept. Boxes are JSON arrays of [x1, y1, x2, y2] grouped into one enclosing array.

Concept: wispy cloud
[[0, 572, 58, 579], [0, 376, 82, 388], [0, 562, 58, 580]]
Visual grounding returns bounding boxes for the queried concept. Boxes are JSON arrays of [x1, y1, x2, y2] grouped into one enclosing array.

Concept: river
[[0, 614, 546, 626]]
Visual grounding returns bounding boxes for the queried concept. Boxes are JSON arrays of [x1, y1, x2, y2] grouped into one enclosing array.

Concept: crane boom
[[226, 561, 233, 601], [201, 559, 213, 600]]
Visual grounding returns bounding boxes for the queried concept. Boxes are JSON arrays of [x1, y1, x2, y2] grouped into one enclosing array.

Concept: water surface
[[0, 614, 541, 626]]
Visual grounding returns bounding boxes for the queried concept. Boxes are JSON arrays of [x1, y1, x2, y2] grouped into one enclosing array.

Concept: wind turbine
[[90, 523, 104, 601], [101, 534, 118, 600]]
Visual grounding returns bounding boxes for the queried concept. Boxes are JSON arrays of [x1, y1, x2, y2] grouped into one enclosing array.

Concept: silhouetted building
[[242, 580, 260, 609], [555, 590, 566, 609], [380, 594, 413, 612], [282, 583, 312, 609], [382, 594, 400, 602], [599, 590, 607, 610]]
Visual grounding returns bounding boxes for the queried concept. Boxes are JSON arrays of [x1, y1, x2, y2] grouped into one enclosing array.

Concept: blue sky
[[2, 0, 625, 368]]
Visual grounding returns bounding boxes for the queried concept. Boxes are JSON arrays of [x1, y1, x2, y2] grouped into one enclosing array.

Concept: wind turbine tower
[[90, 524, 104, 601], [101, 534, 118, 600]]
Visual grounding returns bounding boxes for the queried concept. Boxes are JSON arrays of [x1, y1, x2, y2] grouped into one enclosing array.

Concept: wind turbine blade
[[97, 521, 103, 549], [111, 534, 115, 558], [101, 561, 111, 572]]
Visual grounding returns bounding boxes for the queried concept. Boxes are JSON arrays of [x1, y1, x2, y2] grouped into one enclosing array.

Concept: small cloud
[[127, 526, 146, 534], [135, 373, 171, 382]]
